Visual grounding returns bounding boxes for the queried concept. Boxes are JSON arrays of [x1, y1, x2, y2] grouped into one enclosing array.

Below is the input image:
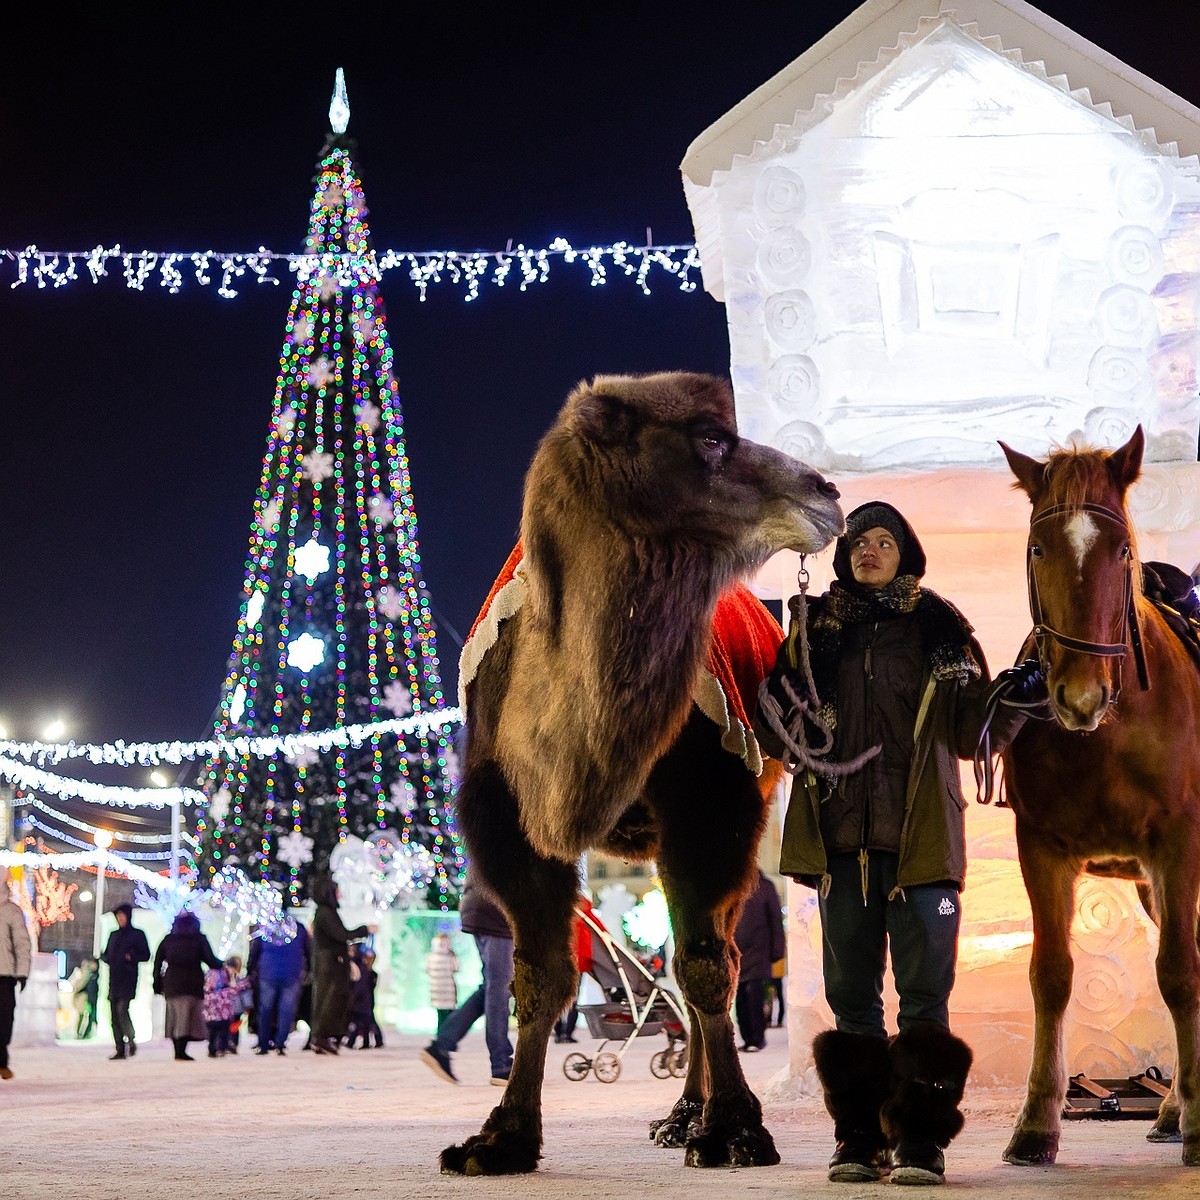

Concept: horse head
[[1000, 426, 1144, 732]]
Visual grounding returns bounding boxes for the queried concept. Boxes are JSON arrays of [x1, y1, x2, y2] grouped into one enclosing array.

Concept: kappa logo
[[937, 897, 957, 917]]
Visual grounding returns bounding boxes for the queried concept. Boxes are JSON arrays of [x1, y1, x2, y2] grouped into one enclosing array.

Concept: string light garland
[[0, 710, 462, 768], [1, 238, 701, 301], [0, 847, 179, 890]]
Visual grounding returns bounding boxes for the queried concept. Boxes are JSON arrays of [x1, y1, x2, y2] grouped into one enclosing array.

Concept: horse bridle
[[1026, 500, 1150, 694]]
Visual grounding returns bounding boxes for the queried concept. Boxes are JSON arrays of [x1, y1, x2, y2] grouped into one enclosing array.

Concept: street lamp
[[149, 771, 181, 883], [43, 718, 66, 742], [92, 829, 113, 957]]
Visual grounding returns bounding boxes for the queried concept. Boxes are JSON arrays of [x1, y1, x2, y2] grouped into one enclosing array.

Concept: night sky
[[1, 1, 1198, 760]]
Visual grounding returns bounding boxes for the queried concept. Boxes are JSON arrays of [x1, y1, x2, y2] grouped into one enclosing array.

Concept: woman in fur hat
[[755, 501, 1042, 1186]]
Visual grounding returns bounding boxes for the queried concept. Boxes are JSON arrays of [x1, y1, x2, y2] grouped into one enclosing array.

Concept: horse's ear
[[999, 440, 1045, 501], [1107, 424, 1145, 491]]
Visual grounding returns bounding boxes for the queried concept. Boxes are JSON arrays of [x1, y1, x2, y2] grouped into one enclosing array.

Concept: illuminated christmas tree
[[194, 71, 463, 908]]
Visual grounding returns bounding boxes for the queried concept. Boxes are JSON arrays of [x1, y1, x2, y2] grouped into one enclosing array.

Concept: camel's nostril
[[823, 480, 840, 498]]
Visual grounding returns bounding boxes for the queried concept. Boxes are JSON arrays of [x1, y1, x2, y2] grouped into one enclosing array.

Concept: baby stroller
[[562, 905, 688, 1083]]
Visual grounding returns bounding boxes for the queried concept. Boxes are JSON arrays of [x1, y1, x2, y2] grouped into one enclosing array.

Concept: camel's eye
[[694, 429, 730, 467], [1030, 543, 1044, 559], [1120, 543, 1132, 560]]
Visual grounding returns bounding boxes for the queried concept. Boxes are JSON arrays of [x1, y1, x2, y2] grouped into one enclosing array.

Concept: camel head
[[524, 371, 843, 586]]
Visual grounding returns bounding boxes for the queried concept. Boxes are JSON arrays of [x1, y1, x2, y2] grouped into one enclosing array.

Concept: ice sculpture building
[[681, 0, 1200, 1087]]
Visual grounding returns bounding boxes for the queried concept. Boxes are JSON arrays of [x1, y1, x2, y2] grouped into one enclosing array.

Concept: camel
[[443, 371, 843, 1175]]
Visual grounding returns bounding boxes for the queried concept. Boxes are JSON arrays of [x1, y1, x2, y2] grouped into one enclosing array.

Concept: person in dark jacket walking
[[309, 876, 373, 1055], [732, 869, 786, 1053], [346, 947, 383, 1048], [418, 875, 513, 1086], [100, 902, 151, 1060], [152, 910, 222, 1061], [755, 501, 1043, 1186], [253, 918, 310, 1055]]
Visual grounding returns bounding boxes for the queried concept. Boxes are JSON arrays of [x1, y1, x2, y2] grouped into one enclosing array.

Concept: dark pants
[[110, 995, 136, 1051], [347, 1011, 383, 1047], [818, 851, 960, 1038], [434, 933, 514, 1077], [257, 977, 302, 1050], [207, 1019, 230, 1056], [735, 978, 768, 1049], [0, 977, 16, 1069]]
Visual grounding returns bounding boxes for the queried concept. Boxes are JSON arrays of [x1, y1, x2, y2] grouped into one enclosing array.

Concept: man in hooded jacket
[[100, 902, 151, 1060], [755, 501, 1043, 1186]]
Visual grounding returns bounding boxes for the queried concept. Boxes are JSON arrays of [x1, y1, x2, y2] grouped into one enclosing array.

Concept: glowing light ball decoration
[[682, 2, 1200, 1086], [194, 72, 463, 907]]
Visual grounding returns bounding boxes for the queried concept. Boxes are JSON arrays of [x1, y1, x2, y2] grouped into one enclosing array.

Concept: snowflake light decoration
[[319, 274, 340, 300], [354, 400, 381, 431], [308, 356, 336, 387], [277, 406, 299, 438], [376, 588, 404, 621], [381, 679, 413, 717], [367, 495, 394, 526], [276, 829, 314, 868], [293, 537, 331, 583], [291, 317, 312, 344], [244, 589, 267, 629], [389, 777, 418, 815], [288, 745, 320, 770], [259, 499, 282, 534], [442, 748, 461, 783], [286, 631, 326, 671], [354, 312, 375, 340], [301, 450, 335, 483], [209, 787, 233, 823]]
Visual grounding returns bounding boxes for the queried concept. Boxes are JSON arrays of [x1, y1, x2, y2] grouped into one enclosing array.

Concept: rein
[[1026, 500, 1150, 694]]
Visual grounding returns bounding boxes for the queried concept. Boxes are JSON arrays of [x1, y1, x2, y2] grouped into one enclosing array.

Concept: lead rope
[[755, 557, 882, 780]]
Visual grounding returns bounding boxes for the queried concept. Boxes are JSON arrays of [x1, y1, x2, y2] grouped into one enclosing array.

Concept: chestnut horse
[[999, 426, 1200, 1167]]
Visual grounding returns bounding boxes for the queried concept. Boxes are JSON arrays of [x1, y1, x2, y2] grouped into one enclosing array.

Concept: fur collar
[[804, 579, 980, 729]]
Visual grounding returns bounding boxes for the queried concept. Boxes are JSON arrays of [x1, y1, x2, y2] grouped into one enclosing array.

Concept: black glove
[[17, 977, 27, 992], [993, 658, 1050, 709]]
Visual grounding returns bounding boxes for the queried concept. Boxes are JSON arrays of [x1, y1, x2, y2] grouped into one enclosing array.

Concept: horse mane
[[1041, 444, 1143, 591]]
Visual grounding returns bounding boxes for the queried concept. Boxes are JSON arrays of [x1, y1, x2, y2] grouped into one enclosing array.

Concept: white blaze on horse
[[442, 372, 843, 1175], [1000, 425, 1200, 1168]]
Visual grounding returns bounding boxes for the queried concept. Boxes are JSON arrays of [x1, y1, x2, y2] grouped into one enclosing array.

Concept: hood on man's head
[[111, 903, 134, 919], [833, 500, 927, 585]]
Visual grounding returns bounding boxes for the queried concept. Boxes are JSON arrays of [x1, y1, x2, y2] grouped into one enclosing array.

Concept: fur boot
[[880, 1022, 973, 1186], [812, 1029, 892, 1182]]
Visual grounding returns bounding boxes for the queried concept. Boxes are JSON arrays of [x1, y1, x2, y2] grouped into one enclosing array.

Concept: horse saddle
[[1142, 560, 1200, 670]]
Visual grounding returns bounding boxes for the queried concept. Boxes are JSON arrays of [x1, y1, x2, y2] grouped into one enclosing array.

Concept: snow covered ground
[[4, 1028, 1195, 1198]]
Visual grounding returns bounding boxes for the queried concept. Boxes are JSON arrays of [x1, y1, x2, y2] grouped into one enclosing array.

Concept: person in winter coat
[[424, 931, 459, 1034], [152, 910, 222, 1061], [418, 874, 513, 1086], [0, 867, 32, 1081], [754, 500, 1044, 1186], [346, 947, 383, 1048], [732, 869, 786, 1053], [72, 956, 100, 1039], [100, 902, 151, 1060], [202, 954, 251, 1058], [309, 876, 373, 1055], [254, 918, 310, 1055]]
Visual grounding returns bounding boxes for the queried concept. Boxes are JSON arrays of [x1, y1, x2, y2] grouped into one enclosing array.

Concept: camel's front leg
[[1004, 841, 1078, 1166], [1148, 861, 1200, 1165], [650, 712, 779, 1169], [440, 766, 580, 1176], [648, 996, 707, 1147]]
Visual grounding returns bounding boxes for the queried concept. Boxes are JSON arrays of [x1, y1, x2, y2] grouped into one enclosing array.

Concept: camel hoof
[[650, 1100, 703, 1148], [440, 1132, 541, 1176], [1183, 1137, 1200, 1166], [683, 1125, 780, 1169], [1148, 1111, 1181, 1143], [1003, 1130, 1059, 1166]]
